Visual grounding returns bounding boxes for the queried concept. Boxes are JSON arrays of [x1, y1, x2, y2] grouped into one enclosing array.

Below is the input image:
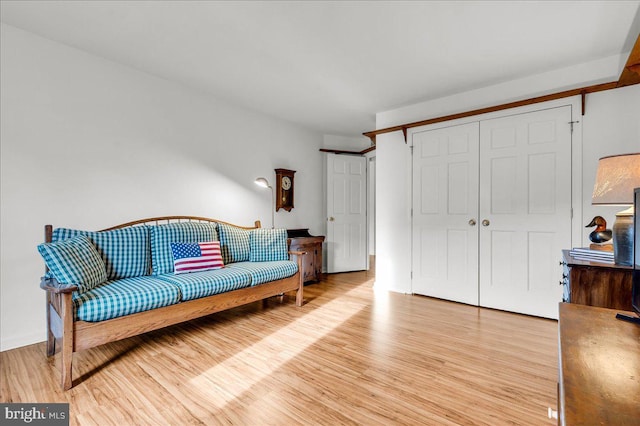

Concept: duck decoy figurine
[[585, 216, 612, 243]]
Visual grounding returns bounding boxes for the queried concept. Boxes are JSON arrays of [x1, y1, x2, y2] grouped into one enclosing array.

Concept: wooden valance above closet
[[363, 34, 640, 145]]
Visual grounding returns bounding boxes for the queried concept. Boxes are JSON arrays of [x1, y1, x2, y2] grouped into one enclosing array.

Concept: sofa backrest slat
[[96, 216, 261, 232]]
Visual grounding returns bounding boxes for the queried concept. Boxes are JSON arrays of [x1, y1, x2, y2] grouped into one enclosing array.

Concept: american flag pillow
[[170, 241, 223, 275]]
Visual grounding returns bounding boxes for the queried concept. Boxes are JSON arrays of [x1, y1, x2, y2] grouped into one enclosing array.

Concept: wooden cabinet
[[287, 230, 324, 283], [557, 303, 640, 425], [561, 250, 633, 311]]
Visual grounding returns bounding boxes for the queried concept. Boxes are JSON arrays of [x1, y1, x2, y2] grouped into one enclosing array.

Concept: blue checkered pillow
[[150, 222, 218, 275], [218, 223, 251, 264], [249, 228, 288, 262], [52, 226, 150, 280], [37, 235, 108, 293]]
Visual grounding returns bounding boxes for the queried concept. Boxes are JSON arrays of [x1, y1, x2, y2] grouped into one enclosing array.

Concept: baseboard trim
[[1, 332, 45, 352]]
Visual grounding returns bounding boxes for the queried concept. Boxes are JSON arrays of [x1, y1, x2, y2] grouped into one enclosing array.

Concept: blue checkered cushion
[[227, 261, 298, 286], [72, 275, 181, 322], [52, 226, 150, 280], [156, 267, 251, 301], [218, 223, 251, 264], [150, 222, 218, 275], [249, 228, 288, 262], [38, 235, 108, 293]]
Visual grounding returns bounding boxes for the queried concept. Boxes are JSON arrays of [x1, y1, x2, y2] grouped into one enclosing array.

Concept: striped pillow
[[171, 241, 224, 275], [37, 235, 108, 293], [218, 223, 251, 264], [249, 228, 289, 262]]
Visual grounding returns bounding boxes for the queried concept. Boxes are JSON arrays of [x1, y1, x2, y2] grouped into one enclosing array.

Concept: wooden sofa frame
[[42, 216, 305, 390]]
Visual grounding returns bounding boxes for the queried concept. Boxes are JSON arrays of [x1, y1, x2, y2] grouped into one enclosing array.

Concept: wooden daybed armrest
[[40, 277, 78, 294], [288, 250, 307, 256]]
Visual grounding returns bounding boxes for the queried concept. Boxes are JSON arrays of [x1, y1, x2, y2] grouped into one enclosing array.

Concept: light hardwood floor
[[1, 263, 559, 425]]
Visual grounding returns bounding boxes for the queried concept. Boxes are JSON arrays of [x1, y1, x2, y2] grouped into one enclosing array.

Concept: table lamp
[[591, 153, 640, 265]]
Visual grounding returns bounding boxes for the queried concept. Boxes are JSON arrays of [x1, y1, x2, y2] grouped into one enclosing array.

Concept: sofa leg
[[296, 275, 304, 307], [46, 293, 56, 357], [294, 255, 304, 307], [60, 293, 74, 390], [296, 288, 303, 307]]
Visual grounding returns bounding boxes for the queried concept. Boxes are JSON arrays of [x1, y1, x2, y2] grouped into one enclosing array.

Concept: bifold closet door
[[411, 122, 480, 305], [478, 106, 572, 319]]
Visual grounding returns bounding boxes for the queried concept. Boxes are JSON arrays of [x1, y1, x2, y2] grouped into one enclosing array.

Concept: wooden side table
[[561, 250, 633, 311], [287, 229, 324, 284]]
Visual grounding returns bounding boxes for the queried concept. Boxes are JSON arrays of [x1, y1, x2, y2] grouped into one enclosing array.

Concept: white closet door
[[478, 106, 572, 319], [412, 122, 480, 305]]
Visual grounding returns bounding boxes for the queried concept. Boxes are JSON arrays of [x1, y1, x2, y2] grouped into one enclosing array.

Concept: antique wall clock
[[275, 168, 295, 212]]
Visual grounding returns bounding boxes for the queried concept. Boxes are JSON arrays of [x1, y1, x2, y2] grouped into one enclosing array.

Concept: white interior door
[[478, 106, 572, 318], [327, 153, 368, 273], [411, 122, 480, 305]]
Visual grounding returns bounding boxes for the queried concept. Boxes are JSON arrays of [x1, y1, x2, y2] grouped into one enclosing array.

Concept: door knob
[[329, 217, 335, 222], [468, 219, 476, 226], [482, 219, 490, 226]]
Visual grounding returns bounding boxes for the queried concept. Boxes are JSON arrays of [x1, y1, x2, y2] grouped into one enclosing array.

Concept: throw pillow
[[170, 241, 224, 275], [150, 222, 218, 275], [249, 228, 289, 262], [52, 226, 150, 280], [218, 223, 251, 264], [37, 235, 108, 293]]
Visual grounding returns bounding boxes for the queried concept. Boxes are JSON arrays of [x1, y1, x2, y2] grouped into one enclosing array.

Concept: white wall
[[368, 156, 376, 256], [323, 134, 371, 152], [0, 24, 325, 351], [581, 87, 640, 237], [377, 53, 626, 129], [375, 53, 640, 294], [375, 131, 411, 292]]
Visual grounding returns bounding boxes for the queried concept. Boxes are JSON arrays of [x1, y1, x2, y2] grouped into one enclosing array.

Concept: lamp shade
[[592, 153, 640, 205], [254, 177, 271, 189]]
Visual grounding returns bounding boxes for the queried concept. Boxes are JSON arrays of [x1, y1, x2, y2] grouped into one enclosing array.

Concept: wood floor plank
[[1, 262, 558, 425]]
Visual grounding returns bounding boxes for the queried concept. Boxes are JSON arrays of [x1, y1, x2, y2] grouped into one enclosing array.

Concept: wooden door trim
[[364, 35, 640, 144]]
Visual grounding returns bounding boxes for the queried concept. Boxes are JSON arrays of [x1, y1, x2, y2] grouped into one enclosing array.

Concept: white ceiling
[[1, 1, 639, 137]]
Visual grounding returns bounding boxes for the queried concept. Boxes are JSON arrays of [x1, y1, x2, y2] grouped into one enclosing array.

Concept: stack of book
[[569, 246, 614, 264]]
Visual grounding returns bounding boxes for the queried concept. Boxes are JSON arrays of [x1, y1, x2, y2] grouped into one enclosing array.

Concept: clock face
[[282, 176, 292, 190]]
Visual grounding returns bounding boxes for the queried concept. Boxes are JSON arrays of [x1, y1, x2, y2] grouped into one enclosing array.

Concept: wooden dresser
[[561, 250, 634, 311], [287, 229, 324, 284], [558, 303, 640, 425]]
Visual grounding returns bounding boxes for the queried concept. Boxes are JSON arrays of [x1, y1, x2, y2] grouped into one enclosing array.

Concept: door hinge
[[570, 207, 573, 219], [568, 121, 579, 133]]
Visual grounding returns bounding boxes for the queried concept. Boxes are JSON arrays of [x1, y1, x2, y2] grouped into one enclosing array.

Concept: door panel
[[479, 106, 572, 319], [327, 154, 367, 273], [412, 122, 480, 305]]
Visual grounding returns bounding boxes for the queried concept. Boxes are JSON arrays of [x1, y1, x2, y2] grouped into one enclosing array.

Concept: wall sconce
[[254, 177, 275, 229], [592, 153, 640, 265]]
